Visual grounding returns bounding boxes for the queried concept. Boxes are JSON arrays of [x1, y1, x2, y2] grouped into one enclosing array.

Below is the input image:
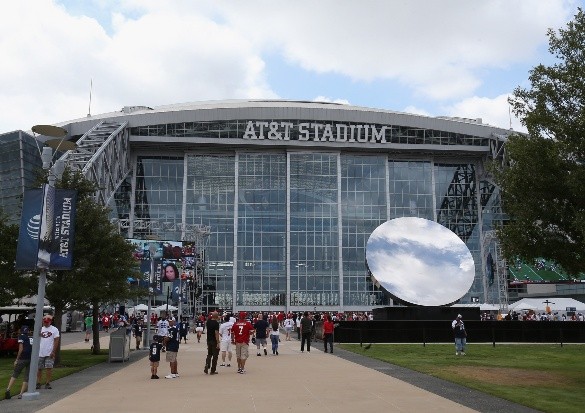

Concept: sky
[[1, 0, 583, 134]]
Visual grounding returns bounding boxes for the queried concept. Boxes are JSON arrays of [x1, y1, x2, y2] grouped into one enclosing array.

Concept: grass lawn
[[0, 349, 108, 400], [340, 343, 585, 413]]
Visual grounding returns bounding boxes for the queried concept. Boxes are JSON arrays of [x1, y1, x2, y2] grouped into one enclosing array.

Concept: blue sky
[[0, 0, 583, 133]]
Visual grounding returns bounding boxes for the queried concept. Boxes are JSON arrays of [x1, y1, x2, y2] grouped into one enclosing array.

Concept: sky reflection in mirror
[[366, 217, 475, 306]]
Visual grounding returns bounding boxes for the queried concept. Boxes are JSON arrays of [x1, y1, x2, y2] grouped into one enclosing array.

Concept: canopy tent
[[451, 303, 501, 311], [154, 304, 178, 314], [508, 298, 585, 313], [133, 304, 149, 311]]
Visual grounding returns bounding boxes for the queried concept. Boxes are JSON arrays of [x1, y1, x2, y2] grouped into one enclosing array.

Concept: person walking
[[452, 314, 467, 356], [84, 313, 93, 342], [204, 312, 220, 375], [299, 312, 313, 353], [232, 312, 254, 374], [5, 326, 32, 399], [322, 314, 334, 353], [163, 319, 180, 378], [133, 318, 143, 350], [283, 315, 294, 341], [269, 317, 280, 355], [219, 315, 234, 367], [253, 313, 269, 356], [178, 317, 189, 344], [37, 315, 60, 389]]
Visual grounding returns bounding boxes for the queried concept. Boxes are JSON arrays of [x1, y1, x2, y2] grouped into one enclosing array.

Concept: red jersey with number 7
[[231, 321, 254, 344]]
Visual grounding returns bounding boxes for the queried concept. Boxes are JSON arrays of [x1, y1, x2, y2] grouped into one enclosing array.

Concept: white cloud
[[215, 0, 576, 99], [0, 0, 580, 131], [443, 94, 526, 132], [313, 96, 350, 105]]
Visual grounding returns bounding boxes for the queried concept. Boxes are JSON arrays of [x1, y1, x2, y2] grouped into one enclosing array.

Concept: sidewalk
[[2, 333, 542, 413]]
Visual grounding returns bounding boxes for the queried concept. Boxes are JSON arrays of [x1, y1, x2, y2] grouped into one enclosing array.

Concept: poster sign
[[15, 185, 77, 270]]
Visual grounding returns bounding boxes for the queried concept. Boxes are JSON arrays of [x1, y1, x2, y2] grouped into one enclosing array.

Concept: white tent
[[154, 305, 178, 314], [508, 298, 585, 313], [134, 304, 149, 311], [451, 303, 501, 311]]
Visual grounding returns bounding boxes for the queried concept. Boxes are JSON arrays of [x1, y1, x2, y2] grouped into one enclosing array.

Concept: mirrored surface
[[366, 217, 475, 306]]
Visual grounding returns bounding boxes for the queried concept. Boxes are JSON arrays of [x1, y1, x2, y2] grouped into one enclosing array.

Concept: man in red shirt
[[231, 312, 254, 374], [322, 314, 335, 353]]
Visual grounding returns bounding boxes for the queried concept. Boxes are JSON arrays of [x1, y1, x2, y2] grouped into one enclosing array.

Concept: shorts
[[12, 359, 31, 379], [235, 343, 249, 360], [284, 326, 292, 333], [255, 338, 267, 348], [220, 340, 232, 352], [165, 351, 178, 362], [195, 327, 203, 332], [150, 360, 159, 367], [38, 356, 55, 369]]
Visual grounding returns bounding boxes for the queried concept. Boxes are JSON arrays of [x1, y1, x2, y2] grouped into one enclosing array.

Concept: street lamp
[[23, 125, 70, 401], [144, 242, 157, 349]]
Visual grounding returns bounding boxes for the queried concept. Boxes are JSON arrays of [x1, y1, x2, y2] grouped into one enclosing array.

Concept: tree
[[495, 8, 585, 275], [43, 170, 143, 355]]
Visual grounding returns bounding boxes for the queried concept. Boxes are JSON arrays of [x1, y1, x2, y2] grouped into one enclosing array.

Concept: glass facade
[[122, 150, 493, 311], [0, 131, 43, 223]]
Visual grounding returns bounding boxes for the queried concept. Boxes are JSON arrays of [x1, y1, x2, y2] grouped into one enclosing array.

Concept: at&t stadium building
[[2, 100, 512, 313]]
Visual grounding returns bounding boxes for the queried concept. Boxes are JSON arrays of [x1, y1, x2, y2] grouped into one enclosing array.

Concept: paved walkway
[[2, 331, 541, 413]]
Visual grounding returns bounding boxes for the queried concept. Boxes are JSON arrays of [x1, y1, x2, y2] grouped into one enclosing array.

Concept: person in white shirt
[[156, 317, 170, 352], [219, 315, 235, 367], [37, 315, 60, 389], [283, 316, 294, 341]]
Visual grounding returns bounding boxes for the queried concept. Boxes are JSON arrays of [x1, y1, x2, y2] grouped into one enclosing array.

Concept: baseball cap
[[457, 314, 462, 319]]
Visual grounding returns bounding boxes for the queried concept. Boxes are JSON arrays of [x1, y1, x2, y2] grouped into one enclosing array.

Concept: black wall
[[331, 320, 585, 344], [372, 306, 480, 321]]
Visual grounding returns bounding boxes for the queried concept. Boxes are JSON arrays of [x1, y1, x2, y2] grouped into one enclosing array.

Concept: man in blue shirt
[[163, 320, 180, 378], [5, 325, 32, 399]]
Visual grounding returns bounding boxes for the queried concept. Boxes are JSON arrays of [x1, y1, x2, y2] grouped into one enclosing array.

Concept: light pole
[[144, 242, 157, 349], [23, 125, 72, 401]]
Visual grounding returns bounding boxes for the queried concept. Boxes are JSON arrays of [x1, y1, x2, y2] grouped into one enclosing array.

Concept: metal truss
[[437, 165, 477, 242], [482, 230, 509, 313], [58, 120, 130, 206]]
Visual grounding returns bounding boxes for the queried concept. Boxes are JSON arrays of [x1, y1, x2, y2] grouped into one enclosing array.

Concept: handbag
[[251, 336, 256, 344]]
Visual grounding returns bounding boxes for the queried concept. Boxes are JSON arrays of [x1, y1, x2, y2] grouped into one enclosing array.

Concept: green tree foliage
[[495, 8, 585, 275], [0, 210, 36, 306], [45, 169, 142, 353]]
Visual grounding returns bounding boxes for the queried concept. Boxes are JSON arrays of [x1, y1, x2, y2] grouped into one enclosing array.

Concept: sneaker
[[17, 394, 22, 399], [165, 374, 177, 379], [204, 367, 209, 374], [45, 383, 52, 389], [151, 374, 156, 379], [226, 363, 231, 367], [5, 390, 11, 400], [220, 363, 225, 367], [210, 371, 218, 375], [276, 350, 279, 355], [154, 375, 160, 379], [461, 352, 466, 356], [257, 353, 261, 356], [238, 369, 245, 374], [456, 351, 459, 356], [174, 373, 180, 377], [263, 348, 267, 356]]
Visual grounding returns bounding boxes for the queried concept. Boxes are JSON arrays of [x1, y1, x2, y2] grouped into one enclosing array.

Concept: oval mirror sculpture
[[366, 217, 475, 306]]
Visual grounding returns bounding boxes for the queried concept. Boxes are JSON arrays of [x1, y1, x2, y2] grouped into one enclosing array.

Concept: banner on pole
[[15, 185, 77, 270]]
